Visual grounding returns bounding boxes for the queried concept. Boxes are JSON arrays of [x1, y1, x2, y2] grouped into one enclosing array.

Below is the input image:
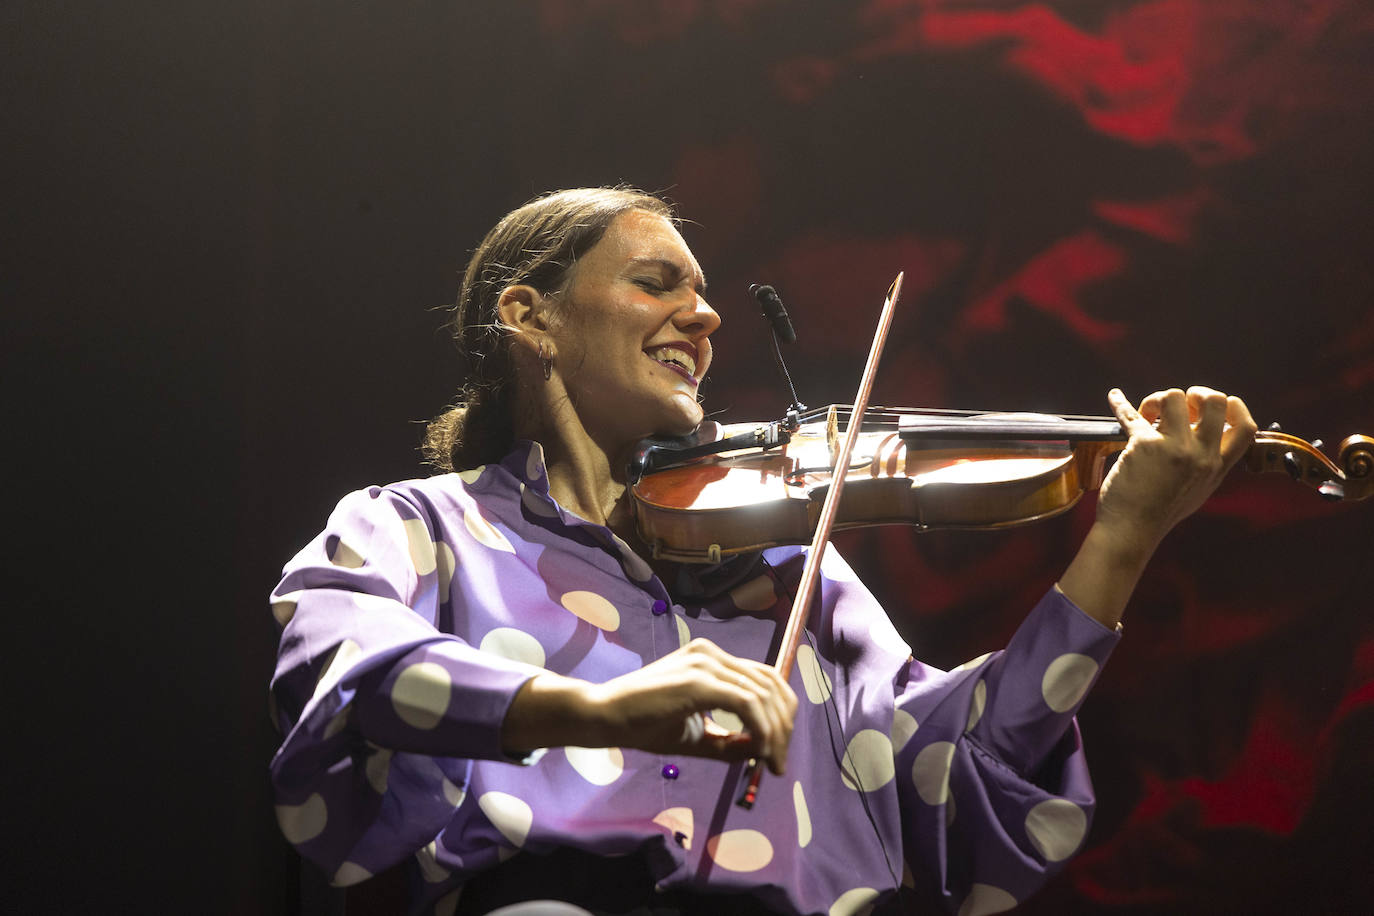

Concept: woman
[[269, 187, 1257, 915]]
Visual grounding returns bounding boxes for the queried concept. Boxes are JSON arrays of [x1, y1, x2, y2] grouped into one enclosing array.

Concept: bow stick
[[739, 272, 905, 808]]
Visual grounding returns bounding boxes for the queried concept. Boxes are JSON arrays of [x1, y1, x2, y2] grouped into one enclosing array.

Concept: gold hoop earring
[[538, 341, 553, 381]]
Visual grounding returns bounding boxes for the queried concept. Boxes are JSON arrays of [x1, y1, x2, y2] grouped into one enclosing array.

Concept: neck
[[514, 379, 642, 532], [541, 435, 631, 529]]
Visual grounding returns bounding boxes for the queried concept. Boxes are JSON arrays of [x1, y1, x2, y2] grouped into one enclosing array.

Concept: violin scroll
[[1243, 428, 1374, 502]]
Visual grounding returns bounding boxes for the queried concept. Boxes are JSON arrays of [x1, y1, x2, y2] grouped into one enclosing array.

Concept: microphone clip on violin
[[626, 419, 795, 483], [751, 284, 806, 430]]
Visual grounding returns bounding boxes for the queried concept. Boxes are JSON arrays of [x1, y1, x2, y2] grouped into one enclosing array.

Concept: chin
[[656, 406, 704, 439]]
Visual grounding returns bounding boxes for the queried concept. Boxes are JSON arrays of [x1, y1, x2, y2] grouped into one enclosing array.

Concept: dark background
[[8, 1, 1373, 913]]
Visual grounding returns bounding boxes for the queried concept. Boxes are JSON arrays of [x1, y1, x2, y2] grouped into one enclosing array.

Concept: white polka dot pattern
[[269, 448, 1109, 916], [365, 745, 392, 794], [1025, 797, 1088, 861], [479, 627, 547, 668], [966, 679, 987, 732], [729, 575, 777, 611], [957, 883, 1017, 916], [441, 774, 466, 807], [793, 780, 812, 848], [840, 729, 896, 792], [436, 541, 456, 594], [464, 507, 515, 553], [890, 709, 919, 751], [478, 791, 534, 848], [710, 707, 745, 733], [560, 590, 621, 631], [276, 793, 327, 844], [652, 806, 694, 850], [796, 643, 833, 704], [311, 639, 362, 709], [565, 746, 625, 786], [417, 840, 451, 883], [271, 591, 300, 627], [457, 466, 485, 484], [1041, 653, 1098, 712], [912, 741, 956, 805], [391, 661, 452, 730], [954, 651, 993, 672], [322, 707, 350, 740], [521, 484, 558, 518], [435, 888, 462, 916], [332, 861, 371, 887], [403, 518, 437, 575], [829, 887, 880, 916], [329, 539, 365, 568], [706, 828, 774, 872]]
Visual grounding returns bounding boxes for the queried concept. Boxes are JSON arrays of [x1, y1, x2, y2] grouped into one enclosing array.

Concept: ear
[[496, 284, 552, 356]]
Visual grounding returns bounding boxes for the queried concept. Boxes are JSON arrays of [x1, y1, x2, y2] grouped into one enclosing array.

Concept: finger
[[725, 667, 791, 774], [1187, 386, 1228, 451], [1109, 388, 1154, 435], [1149, 388, 1190, 434], [689, 641, 795, 771], [734, 662, 797, 773], [747, 668, 795, 774], [724, 670, 792, 774], [1219, 394, 1258, 468], [692, 658, 782, 767]]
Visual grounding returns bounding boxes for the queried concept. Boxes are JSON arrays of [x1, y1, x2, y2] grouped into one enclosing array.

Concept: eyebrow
[[627, 257, 708, 294]]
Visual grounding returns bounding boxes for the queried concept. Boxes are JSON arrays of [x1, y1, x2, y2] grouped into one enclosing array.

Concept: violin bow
[[739, 272, 904, 808]]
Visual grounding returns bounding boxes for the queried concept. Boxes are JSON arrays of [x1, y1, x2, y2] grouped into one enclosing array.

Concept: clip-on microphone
[[750, 284, 806, 430]]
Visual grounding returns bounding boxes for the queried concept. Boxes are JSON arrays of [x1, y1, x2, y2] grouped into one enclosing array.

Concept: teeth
[[650, 348, 696, 376]]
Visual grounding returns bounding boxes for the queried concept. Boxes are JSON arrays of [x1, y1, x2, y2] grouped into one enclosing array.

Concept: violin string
[[815, 404, 1120, 425], [763, 556, 913, 915]]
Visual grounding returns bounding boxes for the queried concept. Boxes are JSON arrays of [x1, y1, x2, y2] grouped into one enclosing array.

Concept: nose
[[674, 293, 722, 340]]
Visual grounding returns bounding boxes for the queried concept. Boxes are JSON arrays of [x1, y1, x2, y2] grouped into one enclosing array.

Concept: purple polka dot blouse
[[269, 441, 1120, 914]]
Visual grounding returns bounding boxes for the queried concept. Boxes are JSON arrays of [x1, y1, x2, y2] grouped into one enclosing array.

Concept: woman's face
[[548, 209, 720, 445]]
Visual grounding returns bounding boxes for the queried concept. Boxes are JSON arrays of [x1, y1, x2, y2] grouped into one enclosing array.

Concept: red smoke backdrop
[[508, 6, 1374, 910]]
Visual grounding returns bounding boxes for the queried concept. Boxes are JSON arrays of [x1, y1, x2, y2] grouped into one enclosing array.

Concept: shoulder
[[375, 463, 518, 517], [316, 470, 499, 544]]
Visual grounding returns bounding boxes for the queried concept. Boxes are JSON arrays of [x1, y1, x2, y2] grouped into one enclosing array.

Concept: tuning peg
[[1283, 451, 1302, 479], [1268, 421, 1283, 432], [1318, 480, 1345, 501]]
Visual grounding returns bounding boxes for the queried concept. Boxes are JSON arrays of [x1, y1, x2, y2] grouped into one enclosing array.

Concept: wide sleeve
[[268, 484, 543, 886], [892, 588, 1121, 912]]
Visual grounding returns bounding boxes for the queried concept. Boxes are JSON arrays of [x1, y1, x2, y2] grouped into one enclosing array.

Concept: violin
[[631, 404, 1374, 564], [634, 272, 1372, 809]]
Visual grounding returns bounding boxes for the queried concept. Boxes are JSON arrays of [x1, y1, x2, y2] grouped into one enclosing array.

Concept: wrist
[[501, 672, 599, 755], [1083, 517, 1162, 571], [1058, 521, 1160, 630]]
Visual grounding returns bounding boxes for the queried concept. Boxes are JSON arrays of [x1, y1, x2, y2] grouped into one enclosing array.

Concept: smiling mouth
[[645, 346, 699, 386]]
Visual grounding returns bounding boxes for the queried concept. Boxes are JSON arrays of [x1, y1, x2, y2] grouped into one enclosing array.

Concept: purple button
[[651, 599, 669, 616], [661, 763, 680, 780]]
